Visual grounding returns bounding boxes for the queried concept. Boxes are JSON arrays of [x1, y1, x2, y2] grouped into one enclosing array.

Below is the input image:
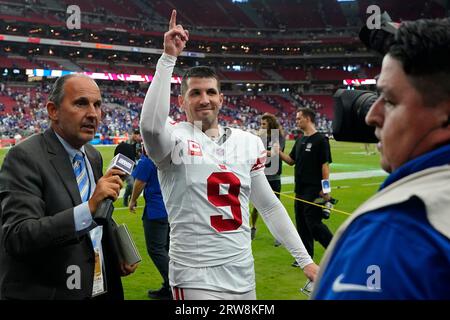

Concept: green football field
[[0, 140, 384, 300]]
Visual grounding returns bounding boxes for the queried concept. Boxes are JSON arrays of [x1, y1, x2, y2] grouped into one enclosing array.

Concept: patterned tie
[[73, 152, 90, 202]]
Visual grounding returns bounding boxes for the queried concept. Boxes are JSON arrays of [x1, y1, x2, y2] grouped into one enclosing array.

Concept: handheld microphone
[[94, 153, 135, 221]]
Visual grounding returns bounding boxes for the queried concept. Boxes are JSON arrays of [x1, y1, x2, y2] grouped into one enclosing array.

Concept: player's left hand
[[303, 262, 319, 282]]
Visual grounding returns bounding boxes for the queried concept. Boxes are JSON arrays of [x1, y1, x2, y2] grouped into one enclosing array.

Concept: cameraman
[[313, 18, 450, 299]]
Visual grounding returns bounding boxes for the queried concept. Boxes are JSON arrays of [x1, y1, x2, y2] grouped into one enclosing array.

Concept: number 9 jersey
[[156, 121, 266, 293]]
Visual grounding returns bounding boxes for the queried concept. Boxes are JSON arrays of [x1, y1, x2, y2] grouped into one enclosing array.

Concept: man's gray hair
[[47, 74, 93, 107]]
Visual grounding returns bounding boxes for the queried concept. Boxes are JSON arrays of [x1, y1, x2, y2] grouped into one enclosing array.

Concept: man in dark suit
[[0, 74, 137, 300]]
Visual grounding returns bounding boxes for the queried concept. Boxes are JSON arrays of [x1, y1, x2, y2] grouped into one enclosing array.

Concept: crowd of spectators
[[0, 82, 51, 139], [0, 82, 333, 145]]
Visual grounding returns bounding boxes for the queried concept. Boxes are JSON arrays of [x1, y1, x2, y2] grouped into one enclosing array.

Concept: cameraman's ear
[[436, 99, 450, 127], [439, 115, 450, 145], [443, 116, 450, 128], [435, 103, 450, 142], [442, 100, 450, 128], [420, 102, 450, 153]]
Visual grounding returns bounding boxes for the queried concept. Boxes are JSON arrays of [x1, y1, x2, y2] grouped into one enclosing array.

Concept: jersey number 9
[[207, 172, 242, 232]]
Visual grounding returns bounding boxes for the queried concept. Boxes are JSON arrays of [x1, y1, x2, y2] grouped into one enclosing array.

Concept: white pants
[[172, 287, 257, 300]]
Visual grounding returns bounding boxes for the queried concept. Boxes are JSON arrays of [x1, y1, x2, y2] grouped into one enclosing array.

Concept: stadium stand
[[311, 68, 358, 82], [277, 68, 308, 81], [0, 0, 448, 145], [221, 71, 268, 81]]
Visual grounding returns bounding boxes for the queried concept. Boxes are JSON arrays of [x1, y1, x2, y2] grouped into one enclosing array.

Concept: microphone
[[94, 153, 135, 221]]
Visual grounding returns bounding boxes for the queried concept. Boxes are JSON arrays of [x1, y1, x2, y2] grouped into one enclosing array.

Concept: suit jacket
[[0, 129, 124, 300]]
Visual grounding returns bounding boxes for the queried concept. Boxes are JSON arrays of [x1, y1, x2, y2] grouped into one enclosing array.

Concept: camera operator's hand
[[88, 168, 124, 214], [164, 10, 189, 58], [320, 190, 331, 202]]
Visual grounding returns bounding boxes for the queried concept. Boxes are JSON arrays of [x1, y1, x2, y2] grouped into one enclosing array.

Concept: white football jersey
[[156, 121, 266, 292]]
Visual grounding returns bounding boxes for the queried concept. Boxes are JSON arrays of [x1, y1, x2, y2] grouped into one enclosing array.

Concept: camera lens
[[355, 92, 378, 124], [332, 89, 379, 143], [322, 202, 332, 219]]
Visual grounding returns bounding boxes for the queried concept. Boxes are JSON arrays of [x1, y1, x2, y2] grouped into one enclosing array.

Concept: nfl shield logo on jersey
[[188, 140, 202, 156]]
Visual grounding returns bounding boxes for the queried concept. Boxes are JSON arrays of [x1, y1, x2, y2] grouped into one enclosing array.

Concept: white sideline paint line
[[94, 145, 117, 148], [117, 170, 386, 198], [281, 186, 351, 191], [281, 169, 387, 185], [114, 205, 145, 211]]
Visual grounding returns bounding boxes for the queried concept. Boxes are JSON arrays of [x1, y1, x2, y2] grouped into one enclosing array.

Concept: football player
[[140, 10, 318, 300]]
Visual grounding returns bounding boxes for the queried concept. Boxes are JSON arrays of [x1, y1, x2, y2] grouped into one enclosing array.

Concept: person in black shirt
[[114, 129, 142, 206], [277, 107, 333, 261]]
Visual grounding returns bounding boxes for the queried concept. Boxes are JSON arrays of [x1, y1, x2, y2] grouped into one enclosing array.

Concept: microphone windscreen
[[108, 153, 135, 175]]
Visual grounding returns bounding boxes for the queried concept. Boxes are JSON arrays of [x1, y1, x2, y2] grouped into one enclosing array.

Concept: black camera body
[[332, 12, 399, 143], [314, 197, 339, 220], [332, 89, 379, 143]]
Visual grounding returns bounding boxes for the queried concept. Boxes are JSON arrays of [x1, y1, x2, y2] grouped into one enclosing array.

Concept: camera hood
[[359, 11, 400, 55]]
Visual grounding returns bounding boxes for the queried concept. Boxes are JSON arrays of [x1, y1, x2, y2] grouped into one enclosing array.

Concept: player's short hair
[[388, 18, 450, 107], [181, 66, 221, 96], [297, 107, 316, 123]]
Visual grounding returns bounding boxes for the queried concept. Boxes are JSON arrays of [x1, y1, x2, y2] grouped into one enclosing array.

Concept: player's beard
[[195, 110, 219, 132], [195, 117, 217, 132]]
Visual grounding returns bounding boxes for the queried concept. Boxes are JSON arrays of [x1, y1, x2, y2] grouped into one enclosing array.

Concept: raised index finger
[[169, 9, 176, 29]]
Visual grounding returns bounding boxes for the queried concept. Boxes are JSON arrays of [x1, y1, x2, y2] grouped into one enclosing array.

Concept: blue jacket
[[314, 144, 450, 299], [132, 155, 168, 220]]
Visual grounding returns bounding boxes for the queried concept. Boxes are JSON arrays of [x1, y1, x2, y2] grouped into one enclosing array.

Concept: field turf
[[0, 140, 383, 300]]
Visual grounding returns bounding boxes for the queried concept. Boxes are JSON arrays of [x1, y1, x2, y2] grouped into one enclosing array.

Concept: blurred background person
[[277, 107, 333, 265], [129, 148, 171, 300], [250, 113, 285, 248], [114, 129, 142, 207]]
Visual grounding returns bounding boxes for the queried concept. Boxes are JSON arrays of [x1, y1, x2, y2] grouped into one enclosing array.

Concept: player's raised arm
[[164, 10, 189, 57], [140, 10, 189, 164]]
